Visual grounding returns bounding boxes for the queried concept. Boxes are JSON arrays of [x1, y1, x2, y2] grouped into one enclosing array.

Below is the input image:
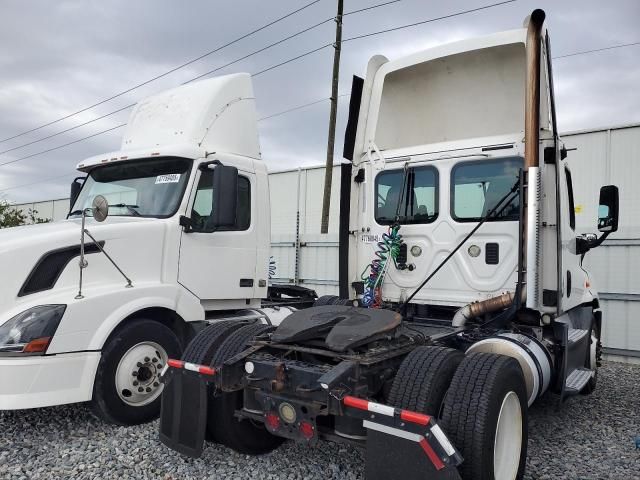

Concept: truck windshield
[[70, 157, 192, 218]]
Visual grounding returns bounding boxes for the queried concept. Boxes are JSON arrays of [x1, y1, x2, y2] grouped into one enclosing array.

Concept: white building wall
[[10, 125, 640, 357]]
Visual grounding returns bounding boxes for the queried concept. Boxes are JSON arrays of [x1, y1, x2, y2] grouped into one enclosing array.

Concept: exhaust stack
[[524, 9, 545, 169], [453, 10, 546, 326]]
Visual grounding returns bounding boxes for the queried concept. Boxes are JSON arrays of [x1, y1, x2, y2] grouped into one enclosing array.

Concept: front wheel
[[91, 319, 182, 425]]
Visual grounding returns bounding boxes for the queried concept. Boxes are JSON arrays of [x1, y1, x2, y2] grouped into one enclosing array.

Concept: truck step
[[567, 328, 589, 345], [564, 368, 594, 394]]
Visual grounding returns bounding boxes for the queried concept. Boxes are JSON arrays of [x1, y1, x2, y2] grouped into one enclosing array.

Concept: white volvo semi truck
[[0, 73, 315, 424], [158, 10, 620, 480]]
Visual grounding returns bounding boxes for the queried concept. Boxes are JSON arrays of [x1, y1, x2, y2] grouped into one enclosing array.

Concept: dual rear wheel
[[390, 347, 528, 480], [181, 321, 283, 454]]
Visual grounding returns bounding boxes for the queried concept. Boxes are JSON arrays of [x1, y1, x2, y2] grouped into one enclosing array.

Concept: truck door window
[[452, 157, 522, 222], [190, 171, 251, 232], [375, 166, 438, 225], [565, 167, 576, 230]]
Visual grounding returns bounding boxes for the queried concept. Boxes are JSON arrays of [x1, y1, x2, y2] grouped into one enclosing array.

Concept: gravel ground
[[1, 361, 638, 480]]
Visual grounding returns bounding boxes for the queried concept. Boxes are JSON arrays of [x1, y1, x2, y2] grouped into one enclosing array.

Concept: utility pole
[[320, 0, 343, 234]]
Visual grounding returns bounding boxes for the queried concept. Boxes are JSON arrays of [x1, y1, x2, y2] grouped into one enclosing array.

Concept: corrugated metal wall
[[269, 166, 341, 297], [10, 124, 640, 358], [564, 124, 640, 360]]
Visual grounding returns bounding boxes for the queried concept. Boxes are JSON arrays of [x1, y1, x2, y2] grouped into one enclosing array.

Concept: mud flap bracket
[[342, 396, 462, 480]]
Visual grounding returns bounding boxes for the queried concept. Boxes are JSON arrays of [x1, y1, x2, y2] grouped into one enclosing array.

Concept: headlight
[[0, 305, 66, 355]]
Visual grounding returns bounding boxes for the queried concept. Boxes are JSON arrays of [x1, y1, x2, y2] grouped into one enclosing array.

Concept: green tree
[[0, 200, 50, 228]]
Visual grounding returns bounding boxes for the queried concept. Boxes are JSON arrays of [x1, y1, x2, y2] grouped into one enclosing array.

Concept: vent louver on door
[[485, 243, 499, 265], [18, 242, 104, 297]]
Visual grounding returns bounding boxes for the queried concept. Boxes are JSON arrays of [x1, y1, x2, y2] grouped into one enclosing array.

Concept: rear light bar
[[165, 358, 216, 376]]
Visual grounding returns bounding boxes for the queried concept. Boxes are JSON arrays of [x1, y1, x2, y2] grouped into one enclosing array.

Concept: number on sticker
[[155, 174, 181, 184]]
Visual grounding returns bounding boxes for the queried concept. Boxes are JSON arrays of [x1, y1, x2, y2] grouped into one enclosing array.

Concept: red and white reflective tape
[[165, 358, 216, 376], [343, 395, 456, 471], [343, 395, 431, 426], [362, 421, 445, 471]]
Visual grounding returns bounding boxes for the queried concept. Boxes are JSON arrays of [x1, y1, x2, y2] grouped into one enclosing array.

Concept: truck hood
[[0, 217, 170, 320]]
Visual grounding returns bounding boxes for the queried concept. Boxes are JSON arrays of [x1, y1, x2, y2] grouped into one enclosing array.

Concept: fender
[[46, 284, 204, 354]]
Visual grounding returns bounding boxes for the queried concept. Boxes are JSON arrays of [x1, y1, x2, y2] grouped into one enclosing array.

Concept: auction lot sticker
[[156, 174, 181, 184]]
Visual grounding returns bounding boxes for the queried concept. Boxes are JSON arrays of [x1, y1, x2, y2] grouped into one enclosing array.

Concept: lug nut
[[132, 371, 138, 377], [136, 362, 142, 368], [138, 387, 144, 392], [152, 358, 158, 363], [157, 364, 163, 369], [146, 387, 152, 393], [153, 382, 159, 387], [144, 357, 150, 362], [133, 381, 139, 386]]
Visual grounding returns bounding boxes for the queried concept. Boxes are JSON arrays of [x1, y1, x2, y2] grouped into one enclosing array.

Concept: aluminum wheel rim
[[115, 341, 167, 407], [493, 391, 522, 480]]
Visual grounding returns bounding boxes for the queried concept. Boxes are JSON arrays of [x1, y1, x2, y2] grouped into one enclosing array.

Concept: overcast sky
[[0, 0, 638, 203]]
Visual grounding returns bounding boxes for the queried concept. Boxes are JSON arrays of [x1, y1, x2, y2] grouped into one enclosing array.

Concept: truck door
[[178, 168, 257, 300]]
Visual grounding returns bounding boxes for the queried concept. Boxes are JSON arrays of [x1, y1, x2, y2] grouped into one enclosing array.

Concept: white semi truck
[[158, 10, 620, 480], [0, 73, 315, 424]]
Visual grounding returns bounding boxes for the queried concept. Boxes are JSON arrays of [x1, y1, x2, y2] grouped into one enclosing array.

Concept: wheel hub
[[115, 342, 168, 406]]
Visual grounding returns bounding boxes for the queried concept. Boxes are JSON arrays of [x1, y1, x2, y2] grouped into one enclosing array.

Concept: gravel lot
[[1, 361, 638, 480]]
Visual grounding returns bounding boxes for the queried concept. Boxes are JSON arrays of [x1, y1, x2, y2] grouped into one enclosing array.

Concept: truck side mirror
[[70, 177, 85, 210], [597, 185, 619, 233], [210, 165, 238, 228]]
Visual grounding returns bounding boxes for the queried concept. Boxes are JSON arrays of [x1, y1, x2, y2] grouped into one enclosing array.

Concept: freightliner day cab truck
[[158, 10, 620, 480], [0, 73, 315, 424]]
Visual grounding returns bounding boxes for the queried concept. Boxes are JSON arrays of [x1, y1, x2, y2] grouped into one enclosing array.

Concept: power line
[[553, 41, 640, 60], [0, 94, 351, 183], [0, 104, 133, 156], [0, 0, 323, 145], [258, 98, 330, 121], [0, 0, 401, 158], [0, 172, 77, 194], [0, 0, 516, 175], [0, 124, 126, 168], [343, 0, 517, 43]]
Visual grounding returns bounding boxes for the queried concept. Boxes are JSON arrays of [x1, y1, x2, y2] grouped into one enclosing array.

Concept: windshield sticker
[[155, 174, 181, 184]]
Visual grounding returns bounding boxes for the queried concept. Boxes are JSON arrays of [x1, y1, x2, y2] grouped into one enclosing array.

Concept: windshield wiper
[[111, 204, 142, 217]]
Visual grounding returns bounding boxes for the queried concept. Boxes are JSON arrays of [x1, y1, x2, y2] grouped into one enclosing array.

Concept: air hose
[[361, 225, 403, 308]]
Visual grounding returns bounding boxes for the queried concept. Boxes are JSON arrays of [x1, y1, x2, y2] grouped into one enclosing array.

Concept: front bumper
[[0, 351, 100, 410]]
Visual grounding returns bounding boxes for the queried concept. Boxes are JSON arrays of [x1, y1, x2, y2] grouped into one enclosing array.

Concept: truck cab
[[0, 73, 276, 424]]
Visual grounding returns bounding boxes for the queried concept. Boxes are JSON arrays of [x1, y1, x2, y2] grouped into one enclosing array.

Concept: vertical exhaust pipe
[[453, 10, 546, 326], [523, 9, 545, 308], [524, 9, 546, 170]]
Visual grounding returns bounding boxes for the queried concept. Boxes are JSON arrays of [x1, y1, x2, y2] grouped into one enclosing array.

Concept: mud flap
[[158, 368, 210, 458], [342, 396, 462, 480], [366, 429, 461, 480]]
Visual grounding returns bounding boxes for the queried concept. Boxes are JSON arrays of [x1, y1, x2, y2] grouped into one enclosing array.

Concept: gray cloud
[[0, 0, 638, 203]]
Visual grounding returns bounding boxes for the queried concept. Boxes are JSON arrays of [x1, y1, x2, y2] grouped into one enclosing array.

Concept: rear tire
[[181, 320, 248, 440], [442, 352, 528, 480], [209, 324, 284, 454], [91, 319, 182, 425], [388, 346, 463, 416]]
